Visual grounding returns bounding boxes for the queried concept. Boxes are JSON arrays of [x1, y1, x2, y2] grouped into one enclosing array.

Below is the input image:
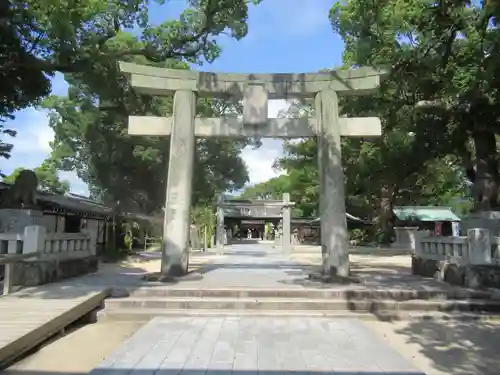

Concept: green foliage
[[248, 91, 471, 245], [349, 228, 369, 245], [191, 204, 215, 248], [330, 0, 500, 210], [1, 1, 51, 170], [275, 140, 319, 217], [3, 0, 262, 175], [6, 0, 260, 74], [44, 61, 253, 211], [2, 159, 71, 194], [239, 175, 289, 200], [0, 124, 17, 177], [122, 221, 140, 251]]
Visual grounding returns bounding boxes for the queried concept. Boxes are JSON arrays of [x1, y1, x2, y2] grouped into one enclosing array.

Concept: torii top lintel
[[119, 62, 387, 99]]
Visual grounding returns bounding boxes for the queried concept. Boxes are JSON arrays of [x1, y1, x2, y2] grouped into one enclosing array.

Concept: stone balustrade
[[411, 228, 500, 288], [0, 226, 95, 259], [417, 236, 470, 265], [43, 232, 94, 259], [0, 225, 98, 294]]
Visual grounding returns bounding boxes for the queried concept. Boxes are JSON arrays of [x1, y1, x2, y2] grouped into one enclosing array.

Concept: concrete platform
[[90, 316, 426, 374]]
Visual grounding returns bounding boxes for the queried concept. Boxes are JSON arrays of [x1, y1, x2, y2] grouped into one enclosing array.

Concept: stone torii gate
[[119, 62, 385, 278]]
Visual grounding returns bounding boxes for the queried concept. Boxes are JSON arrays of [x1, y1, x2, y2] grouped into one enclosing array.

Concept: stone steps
[[98, 286, 500, 322], [103, 296, 500, 312], [125, 287, 493, 300], [97, 308, 500, 323]]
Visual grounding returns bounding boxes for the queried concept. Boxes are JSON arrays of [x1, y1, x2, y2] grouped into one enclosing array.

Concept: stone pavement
[[91, 316, 425, 375], [87, 243, 448, 375]]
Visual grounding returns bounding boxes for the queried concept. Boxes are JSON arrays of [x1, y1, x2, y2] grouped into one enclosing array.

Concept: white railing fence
[[0, 225, 96, 260], [0, 225, 97, 295], [413, 228, 500, 267]]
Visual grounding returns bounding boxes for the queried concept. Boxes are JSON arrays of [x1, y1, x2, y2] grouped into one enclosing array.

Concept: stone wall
[[1, 224, 99, 293], [10, 256, 98, 287], [411, 228, 500, 289]]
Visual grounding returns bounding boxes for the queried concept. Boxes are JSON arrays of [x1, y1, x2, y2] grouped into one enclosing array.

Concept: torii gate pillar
[[316, 90, 348, 277]]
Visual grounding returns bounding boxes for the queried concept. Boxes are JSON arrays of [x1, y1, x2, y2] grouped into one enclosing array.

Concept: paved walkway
[[91, 316, 425, 375]]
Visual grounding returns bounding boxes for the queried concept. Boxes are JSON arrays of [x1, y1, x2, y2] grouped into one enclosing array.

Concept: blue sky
[[3, 0, 343, 196]]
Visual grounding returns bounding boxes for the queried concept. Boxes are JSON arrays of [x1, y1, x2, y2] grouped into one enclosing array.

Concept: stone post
[[282, 193, 291, 253], [82, 227, 98, 256], [161, 90, 196, 277], [315, 90, 350, 278], [216, 195, 225, 254], [467, 228, 491, 265], [23, 225, 46, 255]]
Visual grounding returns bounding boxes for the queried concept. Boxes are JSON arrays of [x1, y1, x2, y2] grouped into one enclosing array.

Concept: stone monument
[[0, 170, 45, 233], [119, 62, 385, 278]]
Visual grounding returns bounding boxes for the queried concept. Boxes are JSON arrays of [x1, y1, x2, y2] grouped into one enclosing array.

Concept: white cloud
[[5, 108, 89, 196]]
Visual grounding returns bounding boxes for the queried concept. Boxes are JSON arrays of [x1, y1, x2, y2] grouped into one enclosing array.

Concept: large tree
[[330, 0, 500, 210], [254, 92, 470, 242], [2, 0, 261, 165], [43, 36, 256, 212]]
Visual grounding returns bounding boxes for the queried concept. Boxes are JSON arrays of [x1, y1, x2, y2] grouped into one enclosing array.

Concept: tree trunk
[[471, 129, 499, 210], [379, 184, 396, 244]]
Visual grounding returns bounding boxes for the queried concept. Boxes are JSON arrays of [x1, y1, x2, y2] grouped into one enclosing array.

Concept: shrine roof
[[0, 182, 110, 218], [393, 206, 460, 222]]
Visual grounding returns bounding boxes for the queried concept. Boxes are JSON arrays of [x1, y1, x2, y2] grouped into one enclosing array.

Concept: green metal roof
[[392, 206, 460, 222], [307, 213, 372, 224]]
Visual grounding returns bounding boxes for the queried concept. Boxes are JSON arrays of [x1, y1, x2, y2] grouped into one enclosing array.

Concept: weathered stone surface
[[91, 316, 424, 374], [121, 62, 385, 280], [161, 90, 196, 277], [281, 193, 291, 253], [316, 90, 350, 277], [216, 195, 225, 252], [0, 209, 45, 233], [119, 61, 387, 98], [0, 170, 39, 209], [465, 265, 500, 289], [11, 256, 98, 287], [109, 288, 130, 298], [411, 255, 422, 275], [127, 115, 382, 138], [443, 263, 464, 286], [467, 228, 492, 265], [243, 84, 268, 125], [412, 254, 500, 289], [142, 271, 203, 283]]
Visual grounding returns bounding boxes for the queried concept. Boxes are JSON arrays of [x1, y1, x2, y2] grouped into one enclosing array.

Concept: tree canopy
[[34, 0, 264, 211], [241, 0, 496, 242], [2, 0, 262, 175]]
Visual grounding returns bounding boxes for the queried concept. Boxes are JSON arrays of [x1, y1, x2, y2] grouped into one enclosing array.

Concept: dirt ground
[[3, 321, 144, 375], [365, 319, 500, 375], [99, 250, 220, 274]]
